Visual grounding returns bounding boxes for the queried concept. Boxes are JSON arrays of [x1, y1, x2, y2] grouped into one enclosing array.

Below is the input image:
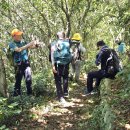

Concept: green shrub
[[32, 70, 54, 97]]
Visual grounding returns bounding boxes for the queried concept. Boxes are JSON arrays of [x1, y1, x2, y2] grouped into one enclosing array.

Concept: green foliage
[[0, 97, 21, 125], [0, 67, 55, 126], [0, 0, 10, 10], [83, 59, 98, 73], [88, 79, 115, 130], [88, 105, 101, 130], [33, 70, 54, 97], [0, 125, 9, 130], [88, 60, 130, 130], [109, 64, 130, 129], [0, 0, 129, 129]]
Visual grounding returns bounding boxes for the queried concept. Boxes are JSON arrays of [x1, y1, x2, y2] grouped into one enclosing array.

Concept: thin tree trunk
[[0, 56, 8, 97]]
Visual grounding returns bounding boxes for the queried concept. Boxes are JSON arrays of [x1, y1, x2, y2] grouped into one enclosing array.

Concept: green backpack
[[53, 40, 72, 65]]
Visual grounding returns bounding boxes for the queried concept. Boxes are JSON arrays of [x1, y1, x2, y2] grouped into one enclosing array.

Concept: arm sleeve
[[9, 43, 17, 52], [95, 51, 103, 66], [79, 43, 86, 52]]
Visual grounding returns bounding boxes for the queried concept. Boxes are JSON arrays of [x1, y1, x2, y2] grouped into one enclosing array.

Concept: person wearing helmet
[[70, 33, 86, 82], [9, 29, 37, 96], [51, 31, 72, 106]]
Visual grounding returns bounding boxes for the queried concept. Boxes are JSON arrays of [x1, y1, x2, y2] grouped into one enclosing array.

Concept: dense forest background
[[0, 0, 130, 130]]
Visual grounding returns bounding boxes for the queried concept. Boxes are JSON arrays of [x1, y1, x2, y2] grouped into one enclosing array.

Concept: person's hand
[[28, 41, 39, 48], [30, 36, 39, 47], [34, 40, 42, 48], [52, 66, 57, 73]]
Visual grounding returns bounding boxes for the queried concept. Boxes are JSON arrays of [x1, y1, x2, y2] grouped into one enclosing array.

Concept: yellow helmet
[[71, 33, 82, 41]]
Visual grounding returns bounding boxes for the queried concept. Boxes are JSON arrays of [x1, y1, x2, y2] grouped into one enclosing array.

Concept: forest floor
[[9, 76, 100, 130], [6, 74, 130, 130]]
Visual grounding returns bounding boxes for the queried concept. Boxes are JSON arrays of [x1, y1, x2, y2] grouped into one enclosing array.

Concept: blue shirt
[[117, 42, 126, 53], [9, 41, 28, 63]]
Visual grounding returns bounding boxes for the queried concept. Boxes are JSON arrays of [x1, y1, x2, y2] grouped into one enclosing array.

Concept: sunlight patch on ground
[[65, 122, 73, 127], [58, 122, 73, 130], [83, 73, 87, 79], [52, 107, 73, 114], [37, 118, 47, 124], [70, 83, 78, 87], [52, 100, 76, 108], [84, 112, 93, 119], [125, 124, 130, 129], [30, 107, 42, 115], [70, 98, 82, 103], [87, 99, 94, 104], [49, 112, 62, 116], [50, 109, 73, 116], [30, 103, 54, 115]]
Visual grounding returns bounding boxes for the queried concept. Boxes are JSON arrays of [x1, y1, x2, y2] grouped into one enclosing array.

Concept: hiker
[[9, 29, 37, 96], [115, 38, 126, 60], [51, 31, 72, 104], [84, 40, 119, 95], [70, 33, 86, 82], [115, 38, 126, 54]]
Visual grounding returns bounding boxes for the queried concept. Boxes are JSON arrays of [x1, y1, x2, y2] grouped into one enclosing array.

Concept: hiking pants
[[13, 61, 32, 96], [86, 70, 106, 92], [71, 60, 81, 81], [86, 69, 115, 92], [53, 63, 69, 99]]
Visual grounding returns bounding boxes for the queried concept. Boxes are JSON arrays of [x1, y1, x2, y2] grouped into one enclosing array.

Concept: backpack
[[70, 40, 81, 62], [53, 40, 72, 65], [106, 49, 121, 75]]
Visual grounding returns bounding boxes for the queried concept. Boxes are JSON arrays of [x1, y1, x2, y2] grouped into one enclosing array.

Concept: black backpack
[[106, 49, 121, 75]]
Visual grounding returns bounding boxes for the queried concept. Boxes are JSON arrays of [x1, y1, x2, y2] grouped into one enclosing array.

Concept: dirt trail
[[11, 78, 100, 130]]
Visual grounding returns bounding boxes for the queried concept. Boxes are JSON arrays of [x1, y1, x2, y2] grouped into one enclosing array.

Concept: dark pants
[[53, 63, 69, 99], [86, 70, 114, 93], [13, 61, 32, 96]]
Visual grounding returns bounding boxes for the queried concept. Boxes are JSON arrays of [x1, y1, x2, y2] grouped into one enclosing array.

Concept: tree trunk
[[0, 56, 8, 97]]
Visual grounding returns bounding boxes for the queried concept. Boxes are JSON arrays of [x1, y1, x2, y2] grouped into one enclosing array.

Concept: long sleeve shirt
[[95, 45, 109, 69]]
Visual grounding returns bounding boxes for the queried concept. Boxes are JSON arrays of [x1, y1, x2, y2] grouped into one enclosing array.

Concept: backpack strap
[[95, 47, 109, 66], [71, 41, 81, 61]]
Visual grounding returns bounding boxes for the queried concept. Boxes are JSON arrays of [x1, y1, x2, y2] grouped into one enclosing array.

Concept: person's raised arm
[[14, 41, 36, 52]]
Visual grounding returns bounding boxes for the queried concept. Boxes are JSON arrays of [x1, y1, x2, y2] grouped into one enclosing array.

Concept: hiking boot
[[59, 97, 67, 107], [83, 88, 96, 96], [85, 90, 91, 96], [82, 89, 91, 96], [90, 90, 98, 95], [60, 97, 66, 103], [64, 93, 69, 98], [13, 89, 21, 97]]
